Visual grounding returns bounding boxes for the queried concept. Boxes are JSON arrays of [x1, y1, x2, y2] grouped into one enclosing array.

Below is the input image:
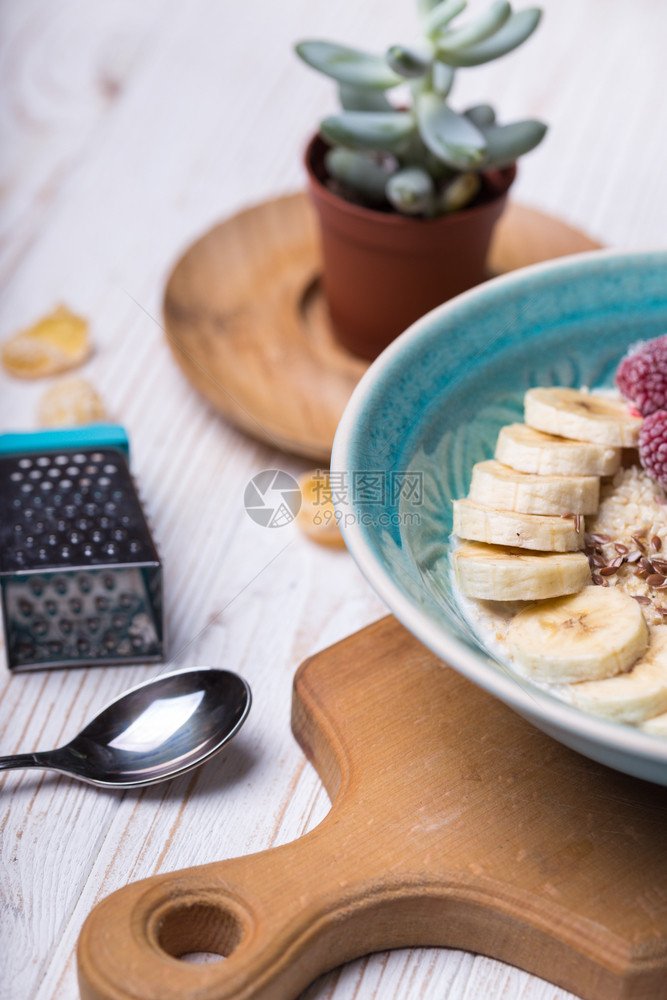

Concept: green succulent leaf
[[320, 111, 416, 152], [295, 40, 403, 89], [432, 60, 455, 97], [386, 167, 436, 215], [417, 0, 446, 20], [436, 0, 511, 55], [325, 147, 396, 203], [464, 103, 496, 128], [439, 8, 542, 67], [386, 45, 432, 78], [441, 171, 482, 212], [416, 93, 486, 170], [338, 83, 393, 112], [480, 119, 547, 167], [423, 0, 468, 37]]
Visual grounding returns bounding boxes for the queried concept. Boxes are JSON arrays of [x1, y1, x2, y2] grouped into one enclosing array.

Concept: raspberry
[[639, 411, 667, 488], [615, 334, 667, 416]]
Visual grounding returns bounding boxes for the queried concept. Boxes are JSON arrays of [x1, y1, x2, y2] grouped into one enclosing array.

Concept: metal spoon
[[0, 667, 251, 788]]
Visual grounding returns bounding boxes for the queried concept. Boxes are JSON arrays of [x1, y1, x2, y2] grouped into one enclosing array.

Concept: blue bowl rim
[[332, 247, 667, 767]]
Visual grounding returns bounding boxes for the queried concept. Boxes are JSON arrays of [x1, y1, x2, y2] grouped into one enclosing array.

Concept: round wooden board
[[162, 194, 601, 463]]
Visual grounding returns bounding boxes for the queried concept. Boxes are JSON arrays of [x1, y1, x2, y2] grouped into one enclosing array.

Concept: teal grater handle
[[0, 424, 130, 458]]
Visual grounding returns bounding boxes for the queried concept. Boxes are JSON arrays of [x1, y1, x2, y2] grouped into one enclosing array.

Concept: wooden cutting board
[[162, 194, 601, 462], [77, 617, 667, 1000]]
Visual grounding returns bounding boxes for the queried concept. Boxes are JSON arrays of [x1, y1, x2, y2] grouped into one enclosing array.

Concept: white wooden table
[[1, 2, 666, 998]]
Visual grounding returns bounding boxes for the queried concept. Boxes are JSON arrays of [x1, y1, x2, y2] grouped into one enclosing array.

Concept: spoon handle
[[0, 752, 49, 773]]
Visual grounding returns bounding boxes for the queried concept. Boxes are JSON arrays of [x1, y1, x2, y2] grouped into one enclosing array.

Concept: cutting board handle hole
[[156, 902, 243, 962]]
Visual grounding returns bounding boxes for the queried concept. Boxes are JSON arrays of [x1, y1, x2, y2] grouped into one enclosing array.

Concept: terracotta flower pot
[[305, 134, 516, 360]]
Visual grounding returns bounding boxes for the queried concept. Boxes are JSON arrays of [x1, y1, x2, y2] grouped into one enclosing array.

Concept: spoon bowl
[[0, 667, 251, 788]]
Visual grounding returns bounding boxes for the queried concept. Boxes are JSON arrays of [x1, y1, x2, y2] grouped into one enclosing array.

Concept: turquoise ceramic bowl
[[332, 249, 667, 786]]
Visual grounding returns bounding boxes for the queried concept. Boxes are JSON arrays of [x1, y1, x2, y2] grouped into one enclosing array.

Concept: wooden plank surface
[[1, 2, 667, 999]]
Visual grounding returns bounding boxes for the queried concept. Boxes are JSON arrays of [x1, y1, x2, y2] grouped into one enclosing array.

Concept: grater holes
[[17, 458, 32, 469], [10, 471, 23, 482], [29, 469, 42, 479], [36, 456, 50, 467], [54, 455, 68, 466]]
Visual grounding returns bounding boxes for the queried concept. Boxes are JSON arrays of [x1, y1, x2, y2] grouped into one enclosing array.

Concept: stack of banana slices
[[452, 387, 667, 734]]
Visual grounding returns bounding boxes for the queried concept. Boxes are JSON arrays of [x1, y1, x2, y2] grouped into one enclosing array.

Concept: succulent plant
[[296, 0, 546, 217]]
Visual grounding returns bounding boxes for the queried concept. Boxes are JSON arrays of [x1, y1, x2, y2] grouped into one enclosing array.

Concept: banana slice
[[524, 387, 642, 447], [507, 585, 648, 684], [495, 423, 621, 477], [641, 708, 667, 737], [452, 541, 590, 601], [453, 498, 584, 551], [568, 626, 667, 724], [469, 459, 599, 516]]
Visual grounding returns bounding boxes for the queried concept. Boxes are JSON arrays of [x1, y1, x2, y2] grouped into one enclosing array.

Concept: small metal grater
[[0, 425, 164, 672]]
